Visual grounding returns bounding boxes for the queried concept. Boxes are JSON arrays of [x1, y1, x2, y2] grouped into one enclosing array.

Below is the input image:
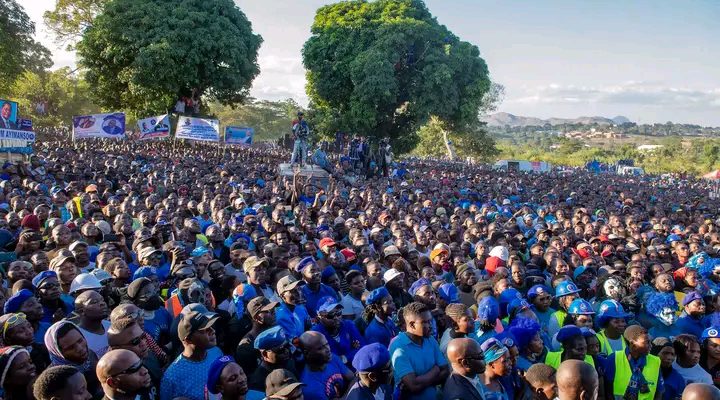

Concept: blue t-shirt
[[34, 321, 50, 344], [312, 320, 366, 366], [676, 312, 706, 339], [389, 332, 448, 400], [302, 284, 339, 317], [276, 303, 311, 339], [143, 308, 173, 343], [160, 346, 223, 400], [661, 368, 685, 400], [364, 317, 398, 347], [301, 354, 351, 400]]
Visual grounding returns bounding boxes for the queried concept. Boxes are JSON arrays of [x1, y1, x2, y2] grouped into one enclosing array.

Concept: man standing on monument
[[291, 111, 311, 165]]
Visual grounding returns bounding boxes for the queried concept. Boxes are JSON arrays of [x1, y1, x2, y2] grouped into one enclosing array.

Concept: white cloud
[[507, 82, 720, 110]]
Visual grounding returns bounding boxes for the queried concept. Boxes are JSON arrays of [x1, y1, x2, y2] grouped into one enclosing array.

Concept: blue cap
[[321, 266, 337, 281], [557, 325, 583, 343], [555, 281, 581, 298], [527, 284, 551, 301], [295, 256, 316, 273], [568, 299, 595, 315], [352, 343, 391, 372], [317, 296, 343, 314], [367, 287, 390, 305], [477, 296, 500, 322], [409, 278, 432, 297], [4, 289, 34, 314], [133, 266, 157, 281], [702, 327, 720, 340], [666, 234, 682, 244], [32, 270, 57, 289], [683, 291, 704, 307], [207, 355, 234, 394], [496, 331, 516, 349], [438, 283, 459, 303], [254, 326, 288, 350], [573, 265, 594, 280], [597, 299, 631, 320], [507, 298, 531, 317]]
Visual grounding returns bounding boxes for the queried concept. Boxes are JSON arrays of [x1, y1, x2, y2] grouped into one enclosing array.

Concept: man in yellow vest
[[596, 299, 631, 356], [545, 325, 595, 369], [603, 325, 663, 400], [548, 281, 581, 338]]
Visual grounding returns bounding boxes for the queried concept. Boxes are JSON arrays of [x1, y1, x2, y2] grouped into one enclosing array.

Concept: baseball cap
[[383, 245, 401, 257], [254, 326, 288, 350], [265, 369, 305, 399], [682, 291, 704, 307], [178, 310, 219, 341], [383, 269, 404, 283], [49, 249, 76, 271], [352, 343, 391, 373], [32, 270, 57, 289], [207, 355, 234, 394], [68, 241, 88, 252], [318, 238, 336, 250], [317, 296, 343, 314], [138, 246, 161, 260], [243, 256, 268, 273], [276, 275, 304, 295], [247, 296, 279, 318]]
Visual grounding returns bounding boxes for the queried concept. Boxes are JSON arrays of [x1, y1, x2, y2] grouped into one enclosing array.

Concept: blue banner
[[225, 126, 254, 146], [0, 128, 35, 142]]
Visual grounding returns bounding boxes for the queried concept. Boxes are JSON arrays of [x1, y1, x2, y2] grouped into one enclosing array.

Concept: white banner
[[0, 128, 35, 142], [136, 114, 171, 140], [72, 113, 126, 140], [176, 116, 219, 142]]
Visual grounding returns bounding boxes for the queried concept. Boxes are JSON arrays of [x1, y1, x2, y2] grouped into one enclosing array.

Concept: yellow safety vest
[[544, 351, 595, 369], [596, 330, 626, 356], [553, 309, 567, 328], [612, 351, 661, 400]]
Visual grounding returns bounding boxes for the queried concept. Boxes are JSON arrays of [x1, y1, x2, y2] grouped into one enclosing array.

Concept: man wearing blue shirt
[[389, 302, 449, 400], [160, 310, 223, 400], [676, 292, 707, 339], [299, 330, 354, 400], [275, 275, 311, 340], [311, 296, 366, 366], [299, 257, 339, 317]]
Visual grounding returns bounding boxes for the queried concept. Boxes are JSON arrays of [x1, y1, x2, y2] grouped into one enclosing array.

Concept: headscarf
[[44, 320, 94, 373], [0, 346, 29, 387]]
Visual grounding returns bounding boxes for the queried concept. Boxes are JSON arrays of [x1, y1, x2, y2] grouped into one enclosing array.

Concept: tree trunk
[[442, 128, 456, 160]]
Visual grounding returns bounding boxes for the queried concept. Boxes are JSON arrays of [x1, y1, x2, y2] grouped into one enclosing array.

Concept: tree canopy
[[76, 0, 262, 117], [302, 0, 492, 152], [8, 68, 99, 128], [43, 0, 106, 48], [210, 98, 303, 142], [0, 0, 53, 94]]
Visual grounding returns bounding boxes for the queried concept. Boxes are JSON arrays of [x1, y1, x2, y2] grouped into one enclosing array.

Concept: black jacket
[[443, 372, 485, 400]]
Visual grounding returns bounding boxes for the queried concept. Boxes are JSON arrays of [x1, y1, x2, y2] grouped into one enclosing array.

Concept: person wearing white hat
[[383, 269, 412, 310]]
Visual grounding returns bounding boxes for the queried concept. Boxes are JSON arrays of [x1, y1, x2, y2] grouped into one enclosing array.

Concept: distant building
[[636, 144, 664, 152]]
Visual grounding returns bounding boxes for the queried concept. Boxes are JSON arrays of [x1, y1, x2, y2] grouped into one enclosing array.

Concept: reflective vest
[[544, 351, 595, 369], [612, 352, 661, 400], [553, 310, 567, 328], [597, 330, 626, 356]]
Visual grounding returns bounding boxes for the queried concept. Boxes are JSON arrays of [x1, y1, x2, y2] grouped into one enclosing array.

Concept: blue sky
[[24, 0, 720, 125]]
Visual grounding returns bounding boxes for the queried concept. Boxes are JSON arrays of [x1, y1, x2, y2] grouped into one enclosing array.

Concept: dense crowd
[[1, 135, 720, 400]]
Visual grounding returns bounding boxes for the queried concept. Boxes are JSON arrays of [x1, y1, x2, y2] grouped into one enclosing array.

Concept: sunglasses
[[2, 313, 26, 338], [39, 282, 59, 290], [322, 311, 342, 319], [123, 335, 144, 347], [111, 359, 143, 377]]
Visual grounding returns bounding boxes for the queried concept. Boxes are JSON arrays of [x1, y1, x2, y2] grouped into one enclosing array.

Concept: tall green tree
[[76, 0, 262, 117], [9, 68, 99, 128], [302, 0, 493, 153], [43, 0, 106, 48], [0, 0, 53, 94]]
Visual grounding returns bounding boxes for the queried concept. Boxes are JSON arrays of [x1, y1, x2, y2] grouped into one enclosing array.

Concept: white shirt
[[672, 361, 713, 385], [79, 320, 111, 358], [341, 293, 366, 319]]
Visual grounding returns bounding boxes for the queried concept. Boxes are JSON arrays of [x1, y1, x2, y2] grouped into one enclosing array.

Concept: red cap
[[319, 238, 336, 250], [21, 214, 41, 231]]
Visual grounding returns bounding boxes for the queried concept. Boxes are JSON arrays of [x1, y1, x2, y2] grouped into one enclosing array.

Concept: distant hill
[[484, 112, 632, 127]]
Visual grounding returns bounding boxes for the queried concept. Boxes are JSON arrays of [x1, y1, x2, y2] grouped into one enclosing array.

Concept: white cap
[[70, 273, 102, 294], [383, 245, 401, 257], [489, 246, 509, 262], [383, 269, 404, 283]]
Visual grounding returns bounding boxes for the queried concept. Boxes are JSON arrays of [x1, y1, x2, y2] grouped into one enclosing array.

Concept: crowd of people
[[2, 133, 720, 400]]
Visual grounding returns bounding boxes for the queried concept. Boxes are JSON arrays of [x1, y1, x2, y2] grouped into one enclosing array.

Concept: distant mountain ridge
[[484, 112, 632, 127]]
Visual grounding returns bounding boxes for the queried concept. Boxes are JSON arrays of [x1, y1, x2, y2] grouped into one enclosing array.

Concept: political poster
[[72, 113, 126, 140], [225, 126, 254, 146], [0, 99, 19, 130], [136, 114, 171, 140], [19, 119, 33, 131], [176, 116, 220, 142]]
